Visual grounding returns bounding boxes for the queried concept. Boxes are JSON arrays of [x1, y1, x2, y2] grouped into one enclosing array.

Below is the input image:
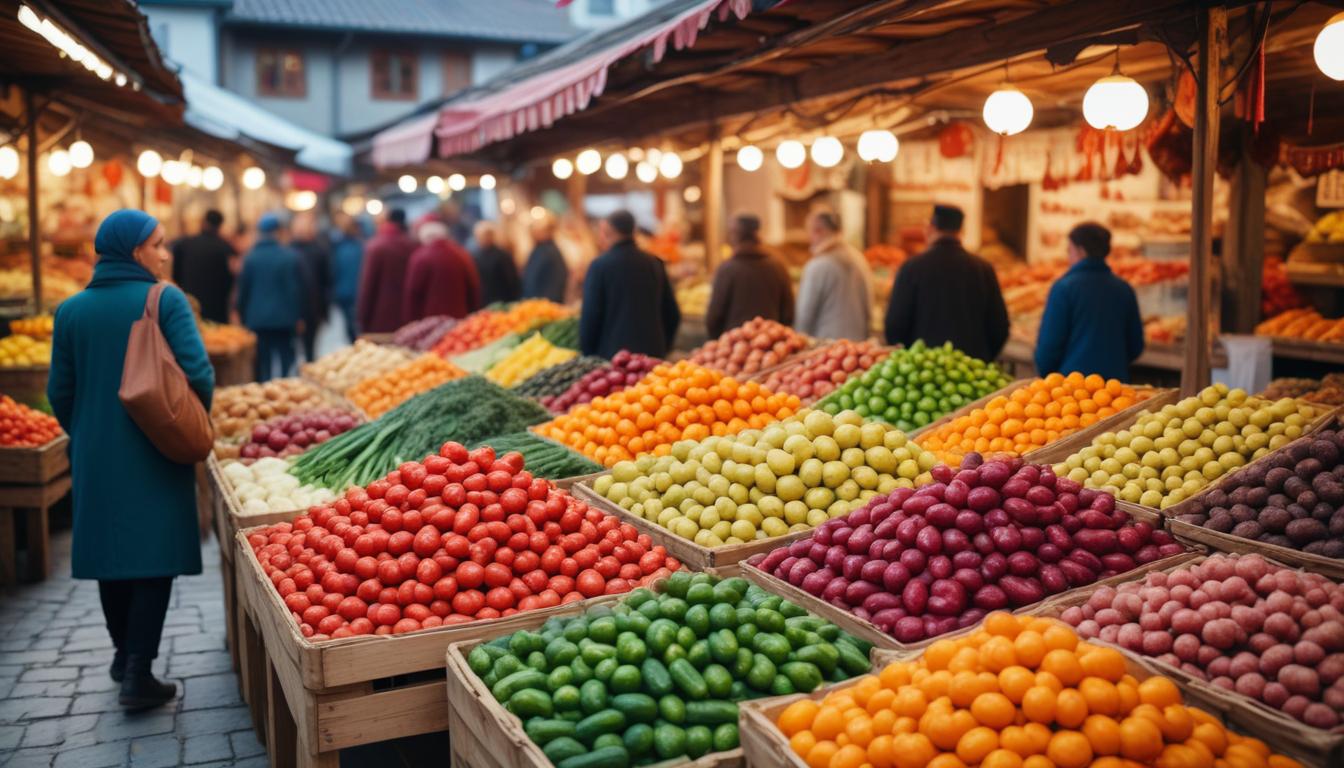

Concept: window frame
[[371, 50, 420, 101], [256, 47, 306, 99]]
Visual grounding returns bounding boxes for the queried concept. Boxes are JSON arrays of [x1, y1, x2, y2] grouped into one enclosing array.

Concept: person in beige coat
[[794, 211, 873, 340]]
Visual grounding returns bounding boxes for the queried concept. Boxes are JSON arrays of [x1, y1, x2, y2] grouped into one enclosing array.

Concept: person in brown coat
[[705, 213, 794, 338], [356, 208, 417, 334]]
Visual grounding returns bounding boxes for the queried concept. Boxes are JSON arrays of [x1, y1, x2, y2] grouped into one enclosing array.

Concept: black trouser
[[254, 329, 296, 382], [98, 577, 173, 658], [302, 317, 319, 362]]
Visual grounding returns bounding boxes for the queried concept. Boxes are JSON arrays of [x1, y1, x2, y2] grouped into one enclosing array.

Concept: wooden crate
[[0, 472, 70, 585], [209, 340, 257, 387], [234, 525, 679, 768], [738, 643, 1270, 768], [572, 482, 811, 571], [1035, 554, 1344, 767], [0, 435, 69, 483], [0, 364, 49, 395], [1168, 518, 1344, 580]]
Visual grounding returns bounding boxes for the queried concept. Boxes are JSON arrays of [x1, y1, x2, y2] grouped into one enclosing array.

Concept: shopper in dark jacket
[[521, 216, 569, 303], [472, 221, 521, 306], [1035, 223, 1144, 381], [170, 209, 236, 323], [330, 213, 364, 342], [50, 210, 214, 709], [238, 213, 305, 381], [357, 208, 417, 334], [580, 210, 680, 358], [403, 221, 481, 323], [706, 213, 794, 338], [884, 205, 1009, 361], [290, 211, 331, 362]]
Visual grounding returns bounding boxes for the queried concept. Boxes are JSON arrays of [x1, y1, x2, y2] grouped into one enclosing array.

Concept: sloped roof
[[225, 0, 580, 44]]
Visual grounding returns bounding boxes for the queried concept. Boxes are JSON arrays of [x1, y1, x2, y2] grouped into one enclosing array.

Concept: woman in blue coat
[[48, 210, 215, 709]]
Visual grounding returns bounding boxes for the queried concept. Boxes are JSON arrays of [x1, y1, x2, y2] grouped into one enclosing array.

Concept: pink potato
[[1141, 631, 1172, 655], [1294, 640, 1326, 666], [1278, 664, 1321, 697], [1260, 644, 1296, 677], [1234, 672, 1266, 700], [1302, 703, 1340, 729], [1262, 681, 1291, 707]]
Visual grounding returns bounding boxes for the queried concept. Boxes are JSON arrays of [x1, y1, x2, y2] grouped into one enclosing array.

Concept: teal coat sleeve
[[159, 284, 215, 410]]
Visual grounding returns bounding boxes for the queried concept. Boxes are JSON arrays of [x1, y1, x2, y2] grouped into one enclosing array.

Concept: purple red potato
[[750, 454, 1183, 644], [1175, 428, 1344, 558], [1059, 552, 1344, 729], [240, 408, 358, 459]]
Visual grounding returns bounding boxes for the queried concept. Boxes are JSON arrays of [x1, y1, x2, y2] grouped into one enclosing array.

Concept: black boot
[[119, 655, 176, 710], [109, 650, 126, 683]]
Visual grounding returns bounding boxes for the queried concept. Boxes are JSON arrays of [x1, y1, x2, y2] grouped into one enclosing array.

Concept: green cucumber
[[491, 669, 546, 702], [610, 693, 657, 724], [668, 658, 708, 700], [556, 745, 629, 768], [574, 709, 626, 744], [524, 718, 576, 745]]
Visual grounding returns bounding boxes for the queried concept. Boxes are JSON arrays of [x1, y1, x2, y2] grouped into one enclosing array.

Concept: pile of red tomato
[[0, 395, 62, 447], [247, 441, 681, 640]]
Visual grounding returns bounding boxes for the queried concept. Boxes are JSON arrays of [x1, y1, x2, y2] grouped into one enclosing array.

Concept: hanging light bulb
[[646, 148, 663, 167], [241, 166, 266, 190], [187, 165, 204, 188], [286, 190, 317, 211], [1315, 12, 1344, 80], [397, 174, 417, 193], [202, 166, 224, 191], [1082, 75, 1149, 131], [552, 158, 574, 180], [47, 150, 71, 177], [366, 198, 384, 216], [857, 130, 899, 163], [627, 147, 645, 161], [160, 160, 187, 186], [604, 153, 629, 180], [136, 150, 162, 177], [426, 175, 445, 195], [776, 140, 806, 169], [479, 174, 496, 190], [0, 146, 18, 180], [448, 173, 466, 191], [982, 86, 1034, 136], [658, 152, 682, 179], [810, 136, 844, 168], [683, 185, 702, 203], [68, 140, 93, 168], [735, 145, 763, 172], [576, 149, 602, 176], [635, 161, 657, 184]]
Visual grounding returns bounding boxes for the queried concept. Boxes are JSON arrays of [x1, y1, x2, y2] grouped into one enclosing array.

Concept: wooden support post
[[25, 88, 41, 314], [566, 172, 586, 219], [1183, 7, 1225, 396], [1223, 127, 1266, 334], [703, 135, 724, 270]]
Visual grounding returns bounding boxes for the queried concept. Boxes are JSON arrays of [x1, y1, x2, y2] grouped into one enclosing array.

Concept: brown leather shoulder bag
[[118, 282, 214, 463]]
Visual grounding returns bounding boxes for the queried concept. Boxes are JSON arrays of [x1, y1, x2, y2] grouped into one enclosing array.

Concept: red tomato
[[537, 589, 561, 608], [463, 473, 487, 493], [424, 455, 450, 474], [415, 558, 443, 585], [392, 618, 420, 634], [576, 569, 605, 598], [337, 596, 367, 621], [443, 534, 470, 558], [421, 615, 443, 629], [397, 581, 418, 606], [403, 604, 431, 622], [367, 480, 389, 499], [594, 556, 620, 580], [513, 550, 540, 574], [387, 530, 413, 555], [385, 485, 409, 507], [560, 558, 579, 578], [485, 586, 514, 611], [396, 553, 420, 581], [349, 618, 374, 635], [443, 483, 467, 508], [604, 579, 630, 595], [356, 579, 381, 602], [376, 559, 402, 585], [561, 592, 584, 605], [619, 564, 642, 581], [301, 605, 330, 625], [520, 569, 549, 593], [318, 615, 345, 635], [482, 563, 512, 588], [354, 556, 379, 580], [475, 607, 501, 620], [548, 575, 574, 595], [401, 508, 424, 532], [427, 507, 454, 530], [573, 547, 599, 569], [332, 548, 357, 573], [500, 487, 528, 516], [377, 587, 399, 605], [283, 593, 310, 613], [412, 582, 434, 604], [433, 576, 458, 601], [422, 474, 446, 496], [455, 561, 484, 589], [381, 508, 403, 532], [429, 599, 451, 617], [451, 590, 484, 616]]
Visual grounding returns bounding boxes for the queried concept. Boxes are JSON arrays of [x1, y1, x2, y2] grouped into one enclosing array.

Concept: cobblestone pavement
[[0, 531, 266, 768]]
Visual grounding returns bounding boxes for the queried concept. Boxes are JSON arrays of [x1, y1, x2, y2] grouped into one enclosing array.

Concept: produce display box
[[0, 364, 49, 396], [1035, 553, 1344, 766], [736, 507, 1197, 654], [737, 643, 1281, 768], [572, 481, 812, 571], [208, 340, 257, 387], [1021, 387, 1182, 465], [0, 435, 69, 484], [746, 344, 899, 406], [233, 526, 669, 768]]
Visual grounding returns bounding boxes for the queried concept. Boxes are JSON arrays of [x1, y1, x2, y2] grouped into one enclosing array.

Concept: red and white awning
[[370, 0, 752, 168]]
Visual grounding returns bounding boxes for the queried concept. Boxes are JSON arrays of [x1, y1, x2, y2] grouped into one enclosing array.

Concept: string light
[[576, 149, 602, 175], [186, 165, 203, 188], [1315, 12, 1344, 80], [17, 5, 134, 87], [426, 175, 445, 194], [397, 174, 417, 193], [286, 190, 316, 211], [735, 145, 763, 172], [160, 160, 187, 185], [0, 146, 18, 180], [635, 161, 657, 183], [202, 166, 224, 191], [499, 197, 516, 215], [810, 136, 844, 168], [983, 85, 1034, 136], [241, 166, 266, 190], [448, 173, 466, 191], [657, 152, 682, 179], [857, 130, 898, 163], [683, 185, 701, 203], [365, 198, 384, 215], [479, 174, 496, 190], [68, 140, 93, 168], [530, 206, 547, 220], [605, 153, 629, 180], [1083, 75, 1149, 131], [552, 158, 573, 180], [47, 150, 71, 177], [136, 150, 162, 177], [776, 140, 805, 169]]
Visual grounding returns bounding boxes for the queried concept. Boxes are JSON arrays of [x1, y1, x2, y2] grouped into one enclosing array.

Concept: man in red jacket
[[356, 208, 417, 334], [402, 220, 481, 323]]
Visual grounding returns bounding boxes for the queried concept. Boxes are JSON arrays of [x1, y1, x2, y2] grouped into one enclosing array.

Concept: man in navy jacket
[[1034, 223, 1145, 381], [580, 210, 680, 358]]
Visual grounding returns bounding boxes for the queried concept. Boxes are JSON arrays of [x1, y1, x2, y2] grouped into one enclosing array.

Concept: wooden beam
[[25, 87, 41, 314], [702, 134, 724, 271], [1183, 6, 1226, 396], [1222, 126, 1266, 335]]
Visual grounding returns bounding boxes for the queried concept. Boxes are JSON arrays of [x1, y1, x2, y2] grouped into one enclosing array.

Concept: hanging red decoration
[[154, 178, 173, 204], [938, 122, 974, 158], [101, 158, 123, 188]]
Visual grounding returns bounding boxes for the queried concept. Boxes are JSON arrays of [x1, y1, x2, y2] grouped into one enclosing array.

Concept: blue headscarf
[[87, 209, 160, 288], [95, 209, 159, 263]]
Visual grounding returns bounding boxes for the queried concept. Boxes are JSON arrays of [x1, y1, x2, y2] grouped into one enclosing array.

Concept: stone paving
[[0, 531, 266, 768]]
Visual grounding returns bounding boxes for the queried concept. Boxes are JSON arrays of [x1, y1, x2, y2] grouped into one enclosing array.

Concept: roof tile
[[226, 0, 579, 44]]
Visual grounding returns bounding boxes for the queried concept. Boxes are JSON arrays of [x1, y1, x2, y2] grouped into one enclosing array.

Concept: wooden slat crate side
[[0, 435, 69, 484], [234, 529, 324, 692], [1023, 387, 1181, 465], [0, 365, 50, 395], [316, 678, 449, 752]]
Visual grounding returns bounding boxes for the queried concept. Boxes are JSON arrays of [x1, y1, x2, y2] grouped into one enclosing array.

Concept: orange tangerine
[[891, 733, 937, 768], [867, 735, 896, 768], [1042, 624, 1078, 652], [811, 705, 845, 741], [983, 749, 1026, 768], [1119, 715, 1164, 762], [892, 687, 928, 719], [1083, 714, 1122, 756], [1079, 677, 1121, 716], [1191, 722, 1228, 756], [999, 666, 1036, 704], [980, 636, 1018, 672], [880, 662, 913, 690], [830, 744, 867, 768], [1156, 743, 1208, 768], [1160, 704, 1195, 742], [926, 708, 977, 751], [789, 730, 817, 758], [984, 611, 1022, 638], [1022, 756, 1053, 768], [971, 692, 1017, 729], [778, 699, 819, 736], [1079, 646, 1127, 683], [844, 715, 875, 748], [1055, 688, 1089, 728], [1047, 730, 1094, 768], [956, 726, 1001, 764], [1013, 631, 1047, 669], [927, 755, 969, 768], [804, 740, 838, 768], [1137, 677, 1182, 709], [1041, 649, 1084, 686]]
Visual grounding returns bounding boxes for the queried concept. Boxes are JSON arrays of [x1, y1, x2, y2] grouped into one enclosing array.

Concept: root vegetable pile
[[0, 395, 61, 447], [919, 374, 1147, 467], [536, 360, 801, 467], [486, 333, 578, 388], [1057, 385, 1321, 509], [221, 457, 336, 514], [468, 432, 603, 480], [688, 317, 810, 377], [513, 355, 607, 400], [470, 572, 872, 767], [542, 350, 661, 413], [345, 354, 467, 418], [249, 441, 682, 639], [594, 409, 936, 547], [758, 339, 887, 403], [817, 341, 1011, 432], [301, 340, 413, 392], [210, 379, 332, 442], [235, 408, 359, 460], [752, 454, 1184, 644], [1057, 553, 1344, 730], [775, 612, 1307, 768], [290, 376, 551, 491], [393, 315, 458, 350], [1172, 426, 1344, 558]]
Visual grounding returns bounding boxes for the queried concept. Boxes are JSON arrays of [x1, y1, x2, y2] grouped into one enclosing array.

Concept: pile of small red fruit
[[541, 350, 660, 413], [239, 408, 360, 460], [688, 317, 810, 377], [757, 339, 887, 402], [247, 441, 681, 639]]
